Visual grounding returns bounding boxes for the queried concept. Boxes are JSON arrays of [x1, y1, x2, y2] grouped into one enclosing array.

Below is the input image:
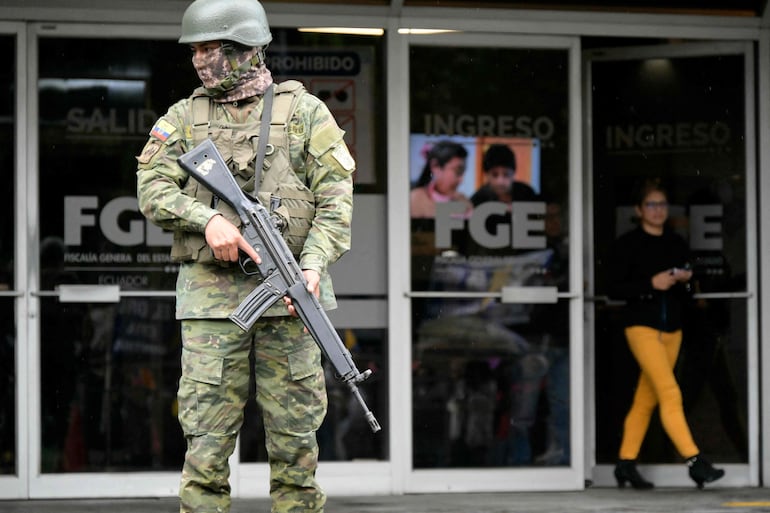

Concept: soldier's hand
[[204, 214, 261, 264], [303, 269, 321, 298], [284, 269, 321, 320]]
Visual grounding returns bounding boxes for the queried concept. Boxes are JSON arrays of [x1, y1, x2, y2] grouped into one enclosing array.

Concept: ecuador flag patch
[[150, 119, 176, 142]]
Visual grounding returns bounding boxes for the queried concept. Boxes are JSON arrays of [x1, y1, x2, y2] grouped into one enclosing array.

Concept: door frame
[[389, 30, 584, 492], [582, 40, 759, 488]]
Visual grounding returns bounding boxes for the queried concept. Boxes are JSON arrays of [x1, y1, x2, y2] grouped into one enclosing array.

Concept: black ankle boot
[[614, 459, 654, 489], [687, 455, 725, 489]]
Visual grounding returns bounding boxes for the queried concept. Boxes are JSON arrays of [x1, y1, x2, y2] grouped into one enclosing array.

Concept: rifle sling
[[253, 83, 275, 195]]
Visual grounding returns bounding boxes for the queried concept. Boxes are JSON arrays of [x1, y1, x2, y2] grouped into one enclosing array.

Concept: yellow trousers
[[618, 326, 699, 460]]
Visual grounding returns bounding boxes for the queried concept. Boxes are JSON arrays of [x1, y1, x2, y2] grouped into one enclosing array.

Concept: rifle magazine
[[230, 278, 285, 331]]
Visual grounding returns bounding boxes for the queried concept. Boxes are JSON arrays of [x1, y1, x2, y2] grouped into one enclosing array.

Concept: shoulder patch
[[331, 144, 355, 172], [136, 140, 161, 164], [150, 119, 177, 142]]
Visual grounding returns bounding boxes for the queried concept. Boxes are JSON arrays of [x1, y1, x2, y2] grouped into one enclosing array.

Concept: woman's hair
[[414, 140, 468, 187], [633, 177, 668, 206]]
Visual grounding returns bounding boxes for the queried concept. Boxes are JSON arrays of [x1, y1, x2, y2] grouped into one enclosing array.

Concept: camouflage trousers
[[178, 316, 328, 513]]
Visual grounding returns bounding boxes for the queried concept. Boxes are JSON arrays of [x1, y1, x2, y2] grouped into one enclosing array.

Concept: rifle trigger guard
[[239, 255, 261, 276]]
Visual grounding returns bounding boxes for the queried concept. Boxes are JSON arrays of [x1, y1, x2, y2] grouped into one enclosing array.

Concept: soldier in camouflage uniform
[[135, 0, 354, 511]]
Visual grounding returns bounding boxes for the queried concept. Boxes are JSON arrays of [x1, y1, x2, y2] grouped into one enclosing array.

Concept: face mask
[[192, 44, 260, 94], [192, 44, 230, 89]]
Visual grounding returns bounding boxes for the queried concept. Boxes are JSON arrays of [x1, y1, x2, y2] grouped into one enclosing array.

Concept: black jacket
[[607, 226, 692, 331]]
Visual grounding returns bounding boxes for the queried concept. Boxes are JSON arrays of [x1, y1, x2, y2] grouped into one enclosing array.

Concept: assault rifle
[[178, 139, 381, 433]]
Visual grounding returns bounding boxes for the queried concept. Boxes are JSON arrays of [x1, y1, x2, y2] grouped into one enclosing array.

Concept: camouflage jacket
[[136, 85, 354, 319]]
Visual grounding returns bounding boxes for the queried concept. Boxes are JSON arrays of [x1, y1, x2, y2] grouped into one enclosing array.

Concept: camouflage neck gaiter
[[192, 43, 274, 103]]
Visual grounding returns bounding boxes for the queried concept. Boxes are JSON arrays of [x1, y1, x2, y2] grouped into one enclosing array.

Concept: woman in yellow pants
[[607, 178, 724, 489]]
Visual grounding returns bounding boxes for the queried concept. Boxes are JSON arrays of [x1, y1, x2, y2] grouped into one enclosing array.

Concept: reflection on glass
[[0, 34, 13, 292], [39, 298, 183, 472], [411, 208, 571, 468], [240, 328, 388, 462], [235, 28, 387, 462], [0, 34, 15, 475], [37, 30, 387, 473], [38, 38, 194, 292], [267, 29, 386, 192], [36, 38, 193, 474], [0, 298, 15, 475], [412, 261, 570, 468], [680, 298, 748, 461], [409, 45, 571, 468]]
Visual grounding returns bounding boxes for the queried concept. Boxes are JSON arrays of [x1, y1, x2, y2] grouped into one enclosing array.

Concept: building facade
[[1, 0, 769, 499]]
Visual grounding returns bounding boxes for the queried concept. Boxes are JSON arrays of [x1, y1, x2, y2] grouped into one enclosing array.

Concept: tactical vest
[[171, 80, 316, 263]]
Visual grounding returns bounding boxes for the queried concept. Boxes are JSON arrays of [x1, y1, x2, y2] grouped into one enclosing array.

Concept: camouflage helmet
[[179, 0, 273, 47]]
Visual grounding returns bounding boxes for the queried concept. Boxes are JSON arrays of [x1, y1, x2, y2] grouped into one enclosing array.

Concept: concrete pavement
[[3, 488, 770, 513]]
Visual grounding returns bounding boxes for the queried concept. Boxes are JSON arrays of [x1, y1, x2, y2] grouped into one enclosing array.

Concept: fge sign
[[64, 196, 171, 246], [436, 201, 547, 249], [615, 204, 724, 251]]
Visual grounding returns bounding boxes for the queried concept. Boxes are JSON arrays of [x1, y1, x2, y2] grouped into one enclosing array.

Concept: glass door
[[585, 41, 757, 487], [393, 32, 583, 491], [28, 22, 190, 498], [28, 20, 391, 499], [0, 23, 25, 500]]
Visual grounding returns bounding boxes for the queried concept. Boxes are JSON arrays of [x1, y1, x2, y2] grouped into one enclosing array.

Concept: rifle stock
[[178, 139, 381, 433]]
